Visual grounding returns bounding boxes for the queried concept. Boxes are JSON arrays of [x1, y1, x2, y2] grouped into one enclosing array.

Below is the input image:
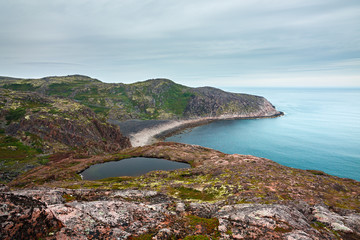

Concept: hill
[[0, 75, 281, 121], [0, 88, 131, 182]]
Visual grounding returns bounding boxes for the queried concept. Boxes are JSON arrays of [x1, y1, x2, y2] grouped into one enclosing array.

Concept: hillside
[[0, 75, 281, 121], [0, 88, 131, 182]]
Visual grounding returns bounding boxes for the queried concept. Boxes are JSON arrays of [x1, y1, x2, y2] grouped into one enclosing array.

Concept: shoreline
[[129, 111, 284, 147]]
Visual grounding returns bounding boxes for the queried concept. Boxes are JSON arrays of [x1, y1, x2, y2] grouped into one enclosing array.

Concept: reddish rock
[[2, 188, 359, 239], [0, 193, 63, 240]]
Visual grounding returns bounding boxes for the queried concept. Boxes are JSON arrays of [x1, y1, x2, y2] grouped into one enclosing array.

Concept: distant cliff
[[0, 75, 281, 121]]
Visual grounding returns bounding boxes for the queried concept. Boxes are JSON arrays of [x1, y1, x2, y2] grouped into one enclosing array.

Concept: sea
[[166, 87, 360, 181]]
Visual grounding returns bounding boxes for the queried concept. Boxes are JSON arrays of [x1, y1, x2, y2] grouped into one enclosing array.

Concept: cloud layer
[[1, 0, 359, 86]]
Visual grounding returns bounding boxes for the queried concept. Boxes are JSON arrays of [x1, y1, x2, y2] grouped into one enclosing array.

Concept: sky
[[0, 0, 359, 87]]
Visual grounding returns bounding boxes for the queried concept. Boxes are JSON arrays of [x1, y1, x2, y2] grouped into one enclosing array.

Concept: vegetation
[[3, 83, 38, 91], [171, 186, 216, 201], [187, 215, 219, 237], [5, 107, 26, 124], [0, 132, 43, 183], [184, 235, 210, 240], [0, 75, 272, 121]]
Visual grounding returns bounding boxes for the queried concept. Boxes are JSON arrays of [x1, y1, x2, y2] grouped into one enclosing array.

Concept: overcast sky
[[1, 0, 359, 87]]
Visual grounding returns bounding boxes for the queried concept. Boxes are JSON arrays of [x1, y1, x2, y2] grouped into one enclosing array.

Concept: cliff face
[[0, 75, 281, 121], [185, 87, 280, 118]]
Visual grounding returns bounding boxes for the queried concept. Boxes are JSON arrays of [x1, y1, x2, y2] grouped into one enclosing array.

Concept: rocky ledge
[[1, 187, 360, 239]]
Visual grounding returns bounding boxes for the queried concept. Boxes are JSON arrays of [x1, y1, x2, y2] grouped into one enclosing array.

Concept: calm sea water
[[81, 157, 190, 180], [166, 88, 360, 181]]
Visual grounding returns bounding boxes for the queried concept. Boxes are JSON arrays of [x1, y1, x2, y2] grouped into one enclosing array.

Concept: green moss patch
[[171, 186, 216, 201], [5, 107, 26, 124], [3, 83, 38, 91], [186, 215, 219, 237], [184, 235, 210, 240]]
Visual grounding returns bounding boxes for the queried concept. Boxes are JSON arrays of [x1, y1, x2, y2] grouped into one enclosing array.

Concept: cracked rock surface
[[1, 188, 360, 239]]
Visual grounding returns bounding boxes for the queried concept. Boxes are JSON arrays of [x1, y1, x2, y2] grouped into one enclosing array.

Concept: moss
[[86, 104, 110, 116], [38, 156, 50, 165], [274, 226, 291, 233], [104, 153, 132, 162], [5, 107, 26, 123], [307, 170, 328, 176], [65, 184, 82, 189], [0, 135, 39, 160], [187, 215, 219, 237], [99, 176, 134, 183], [172, 186, 216, 201], [226, 229, 233, 235], [129, 233, 154, 240], [62, 193, 76, 202], [3, 83, 38, 91], [48, 109, 61, 114], [184, 236, 210, 240], [81, 182, 106, 189], [312, 221, 327, 229]]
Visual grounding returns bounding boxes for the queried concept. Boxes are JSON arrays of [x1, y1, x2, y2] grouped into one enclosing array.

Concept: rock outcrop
[[0, 191, 63, 240], [1, 188, 360, 239]]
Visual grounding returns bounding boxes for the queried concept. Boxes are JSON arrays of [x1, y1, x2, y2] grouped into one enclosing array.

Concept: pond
[[80, 157, 191, 180]]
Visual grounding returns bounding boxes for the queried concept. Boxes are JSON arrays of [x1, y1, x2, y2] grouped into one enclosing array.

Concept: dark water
[[81, 157, 190, 180], [166, 88, 360, 181]]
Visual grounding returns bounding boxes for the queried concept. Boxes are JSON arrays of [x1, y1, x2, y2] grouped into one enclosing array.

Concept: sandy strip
[[129, 119, 203, 147], [128, 112, 283, 147]]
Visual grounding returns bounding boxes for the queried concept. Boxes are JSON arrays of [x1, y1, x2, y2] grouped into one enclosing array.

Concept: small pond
[[80, 157, 190, 180]]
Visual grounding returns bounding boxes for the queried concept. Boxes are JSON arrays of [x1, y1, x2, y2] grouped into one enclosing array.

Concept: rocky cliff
[[0, 75, 281, 121]]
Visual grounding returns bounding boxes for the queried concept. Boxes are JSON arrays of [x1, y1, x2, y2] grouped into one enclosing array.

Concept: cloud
[[0, 0, 359, 86]]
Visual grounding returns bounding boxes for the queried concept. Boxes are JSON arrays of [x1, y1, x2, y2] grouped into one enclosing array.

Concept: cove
[[80, 157, 190, 180], [166, 88, 360, 181]]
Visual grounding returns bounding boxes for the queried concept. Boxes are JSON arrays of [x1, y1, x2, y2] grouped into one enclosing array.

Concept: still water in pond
[[80, 157, 190, 180]]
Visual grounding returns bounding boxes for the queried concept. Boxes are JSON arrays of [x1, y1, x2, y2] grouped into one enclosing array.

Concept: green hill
[[0, 75, 281, 121]]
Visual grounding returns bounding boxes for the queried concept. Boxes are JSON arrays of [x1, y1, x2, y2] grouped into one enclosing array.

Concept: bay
[[166, 88, 360, 181]]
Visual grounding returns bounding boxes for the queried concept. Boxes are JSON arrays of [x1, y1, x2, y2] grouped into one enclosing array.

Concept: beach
[[115, 112, 284, 147]]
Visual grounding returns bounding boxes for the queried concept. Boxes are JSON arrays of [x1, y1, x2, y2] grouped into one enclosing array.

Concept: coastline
[[129, 112, 284, 147]]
